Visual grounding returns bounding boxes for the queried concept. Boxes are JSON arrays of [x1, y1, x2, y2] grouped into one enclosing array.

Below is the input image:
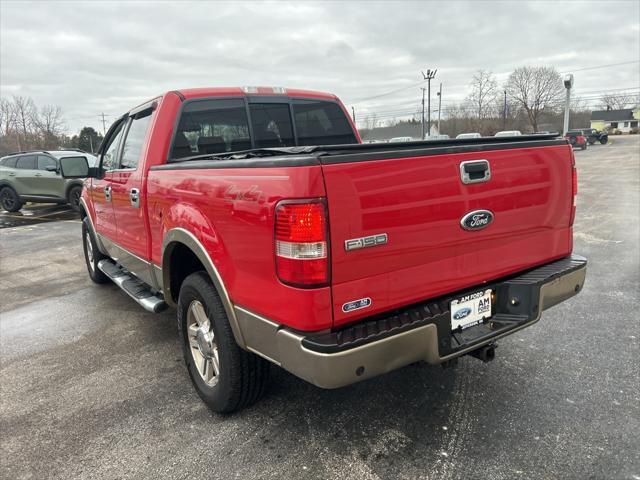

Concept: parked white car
[[456, 133, 482, 139], [388, 136, 414, 142], [494, 130, 522, 137], [424, 134, 450, 141]]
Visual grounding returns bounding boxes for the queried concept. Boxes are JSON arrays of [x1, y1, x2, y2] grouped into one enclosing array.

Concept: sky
[[1, 0, 639, 134]]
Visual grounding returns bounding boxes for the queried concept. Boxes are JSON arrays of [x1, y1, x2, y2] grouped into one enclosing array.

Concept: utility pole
[[351, 106, 356, 123], [503, 90, 507, 130], [420, 87, 426, 139], [436, 83, 442, 135], [100, 113, 107, 136], [421, 68, 437, 138]]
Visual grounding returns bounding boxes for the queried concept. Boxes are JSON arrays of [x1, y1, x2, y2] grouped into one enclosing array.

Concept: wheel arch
[[64, 180, 84, 200], [162, 228, 246, 348]]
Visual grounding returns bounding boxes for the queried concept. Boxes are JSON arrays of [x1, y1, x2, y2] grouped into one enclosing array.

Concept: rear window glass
[[16, 155, 37, 169], [293, 100, 357, 146], [172, 99, 251, 159], [249, 103, 295, 149]]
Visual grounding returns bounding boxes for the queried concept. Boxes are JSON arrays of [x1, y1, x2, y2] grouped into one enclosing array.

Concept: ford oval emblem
[[453, 307, 472, 320], [460, 210, 494, 231]]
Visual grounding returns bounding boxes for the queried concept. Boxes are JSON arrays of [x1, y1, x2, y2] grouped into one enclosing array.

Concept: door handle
[[460, 160, 491, 184], [104, 185, 112, 202], [129, 188, 140, 208], [8, 173, 15, 177], [35, 173, 43, 177]]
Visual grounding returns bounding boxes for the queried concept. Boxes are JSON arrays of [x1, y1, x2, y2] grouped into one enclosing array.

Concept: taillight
[[570, 154, 578, 226], [275, 200, 329, 287]]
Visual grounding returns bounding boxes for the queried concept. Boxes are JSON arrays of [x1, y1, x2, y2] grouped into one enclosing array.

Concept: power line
[[350, 60, 639, 107], [560, 60, 640, 73]]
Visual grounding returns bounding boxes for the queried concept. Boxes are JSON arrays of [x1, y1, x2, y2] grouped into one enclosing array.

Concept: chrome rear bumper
[[236, 254, 587, 389]]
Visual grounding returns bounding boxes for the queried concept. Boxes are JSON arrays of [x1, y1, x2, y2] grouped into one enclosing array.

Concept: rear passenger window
[[37, 156, 57, 171], [120, 110, 154, 170], [293, 100, 357, 146], [249, 103, 294, 148], [16, 155, 37, 169], [171, 99, 251, 159], [1, 157, 18, 168]]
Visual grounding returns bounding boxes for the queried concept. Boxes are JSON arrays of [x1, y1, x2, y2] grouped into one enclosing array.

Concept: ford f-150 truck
[[60, 86, 587, 413]]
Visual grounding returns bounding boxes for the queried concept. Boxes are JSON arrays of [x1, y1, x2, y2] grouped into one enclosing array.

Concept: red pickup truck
[[61, 86, 587, 413]]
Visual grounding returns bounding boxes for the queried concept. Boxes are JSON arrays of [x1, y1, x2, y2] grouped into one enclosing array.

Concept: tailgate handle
[[460, 160, 491, 184]]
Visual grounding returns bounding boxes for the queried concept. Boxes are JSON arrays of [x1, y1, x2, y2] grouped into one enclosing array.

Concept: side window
[[119, 111, 154, 169], [293, 100, 357, 146], [171, 99, 251, 159], [16, 155, 37, 169], [249, 103, 294, 148], [37, 155, 57, 171], [1, 157, 18, 168], [102, 122, 125, 170]]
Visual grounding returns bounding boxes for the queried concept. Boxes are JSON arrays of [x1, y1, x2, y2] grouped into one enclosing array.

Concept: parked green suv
[[0, 150, 97, 212]]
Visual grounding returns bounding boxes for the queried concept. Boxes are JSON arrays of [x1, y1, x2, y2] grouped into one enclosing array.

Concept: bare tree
[[505, 66, 564, 132], [35, 104, 65, 148], [466, 70, 498, 123], [11, 95, 38, 150], [600, 92, 634, 110]]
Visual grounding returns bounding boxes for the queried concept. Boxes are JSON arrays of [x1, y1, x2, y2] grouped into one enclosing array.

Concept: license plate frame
[[450, 288, 493, 331]]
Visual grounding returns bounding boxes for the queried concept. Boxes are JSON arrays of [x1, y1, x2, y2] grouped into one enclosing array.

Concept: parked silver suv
[[0, 150, 97, 212]]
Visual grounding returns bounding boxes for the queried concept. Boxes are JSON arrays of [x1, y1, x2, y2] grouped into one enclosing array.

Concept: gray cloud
[[1, 0, 638, 133]]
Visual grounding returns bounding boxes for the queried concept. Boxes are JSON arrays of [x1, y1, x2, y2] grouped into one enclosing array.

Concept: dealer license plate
[[450, 289, 492, 331]]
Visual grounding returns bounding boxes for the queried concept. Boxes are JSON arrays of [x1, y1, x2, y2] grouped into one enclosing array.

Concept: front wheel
[[82, 218, 109, 283], [581, 143, 587, 150], [600, 137, 608, 145], [0, 187, 23, 213], [178, 271, 270, 413], [67, 185, 83, 212]]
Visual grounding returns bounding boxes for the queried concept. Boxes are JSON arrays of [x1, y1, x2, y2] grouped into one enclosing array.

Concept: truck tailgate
[[321, 143, 574, 327]]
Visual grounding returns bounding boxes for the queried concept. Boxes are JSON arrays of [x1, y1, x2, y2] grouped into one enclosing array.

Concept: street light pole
[[437, 83, 442, 135], [563, 74, 574, 136], [421, 87, 426, 139], [421, 68, 437, 138], [503, 90, 507, 130]]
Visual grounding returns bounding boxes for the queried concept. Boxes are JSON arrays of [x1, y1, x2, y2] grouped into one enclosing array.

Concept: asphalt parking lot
[[1, 136, 638, 480]]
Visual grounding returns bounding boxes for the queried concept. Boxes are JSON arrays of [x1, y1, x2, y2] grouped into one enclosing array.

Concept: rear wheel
[[67, 185, 83, 212], [178, 271, 270, 413], [600, 137, 608, 145], [82, 218, 109, 283], [0, 187, 23, 213], [581, 142, 587, 150]]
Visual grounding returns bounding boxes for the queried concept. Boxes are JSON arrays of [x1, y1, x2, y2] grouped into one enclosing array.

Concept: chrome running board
[[98, 259, 167, 313]]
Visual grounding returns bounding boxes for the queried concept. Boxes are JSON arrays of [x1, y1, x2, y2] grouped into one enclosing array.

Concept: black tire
[[67, 185, 83, 212], [0, 187, 23, 213], [178, 271, 270, 413], [588, 138, 596, 145], [581, 142, 587, 150], [600, 137, 608, 145], [82, 218, 109, 284]]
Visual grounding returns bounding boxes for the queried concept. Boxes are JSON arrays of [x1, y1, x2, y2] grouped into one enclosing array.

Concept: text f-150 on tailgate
[[60, 86, 587, 413]]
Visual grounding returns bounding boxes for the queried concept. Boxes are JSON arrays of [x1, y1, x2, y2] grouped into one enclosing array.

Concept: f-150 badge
[[344, 233, 388, 251]]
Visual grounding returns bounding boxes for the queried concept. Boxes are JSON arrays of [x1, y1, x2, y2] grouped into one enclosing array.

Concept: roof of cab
[[174, 87, 339, 101]]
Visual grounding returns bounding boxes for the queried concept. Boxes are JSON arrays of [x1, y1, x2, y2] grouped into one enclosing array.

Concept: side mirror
[[44, 164, 58, 172], [59, 156, 99, 179]]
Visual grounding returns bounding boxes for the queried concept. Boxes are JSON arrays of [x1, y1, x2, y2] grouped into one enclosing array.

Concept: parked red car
[[60, 87, 587, 412]]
